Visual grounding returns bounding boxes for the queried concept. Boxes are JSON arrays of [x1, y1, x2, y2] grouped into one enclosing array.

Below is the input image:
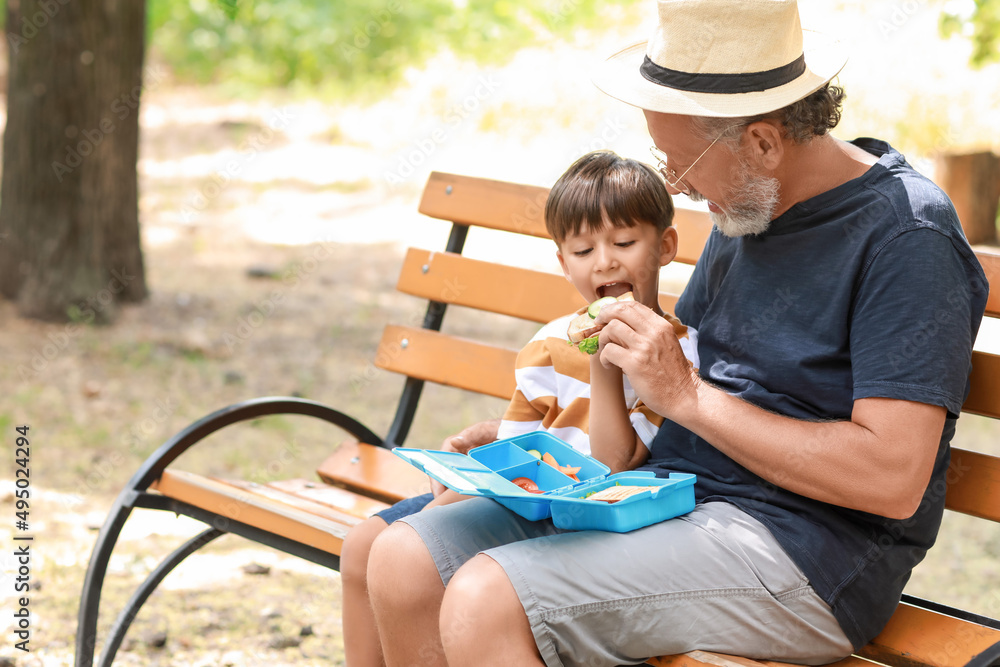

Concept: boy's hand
[[430, 419, 501, 497]]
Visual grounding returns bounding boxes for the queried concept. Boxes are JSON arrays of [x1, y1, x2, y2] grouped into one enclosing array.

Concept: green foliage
[[147, 0, 637, 98], [941, 0, 1000, 67]]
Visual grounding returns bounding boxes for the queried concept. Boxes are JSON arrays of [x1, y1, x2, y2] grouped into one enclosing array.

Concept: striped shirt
[[497, 309, 699, 455]]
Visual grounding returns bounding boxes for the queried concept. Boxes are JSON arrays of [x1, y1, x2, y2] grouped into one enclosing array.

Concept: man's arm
[[596, 301, 945, 519]]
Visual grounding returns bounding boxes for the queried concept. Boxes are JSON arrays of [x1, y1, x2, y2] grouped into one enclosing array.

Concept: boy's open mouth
[[597, 282, 633, 298]]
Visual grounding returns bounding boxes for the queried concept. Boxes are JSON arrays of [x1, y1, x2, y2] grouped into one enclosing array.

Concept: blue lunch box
[[392, 431, 696, 532]]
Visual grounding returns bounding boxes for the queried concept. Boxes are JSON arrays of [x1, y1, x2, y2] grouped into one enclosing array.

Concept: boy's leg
[[369, 497, 561, 667], [341, 516, 390, 667], [368, 521, 450, 667], [341, 493, 434, 667]]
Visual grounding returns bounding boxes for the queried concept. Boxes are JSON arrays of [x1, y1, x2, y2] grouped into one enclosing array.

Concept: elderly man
[[365, 1, 988, 665]]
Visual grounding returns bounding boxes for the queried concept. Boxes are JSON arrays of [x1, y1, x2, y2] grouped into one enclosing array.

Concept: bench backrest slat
[[965, 351, 1000, 420], [418, 171, 713, 266], [397, 248, 585, 324], [946, 447, 1000, 521], [672, 208, 715, 266], [418, 171, 550, 239], [376, 325, 517, 400], [979, 252, 1000, 317], [397, 248, 681, 324]]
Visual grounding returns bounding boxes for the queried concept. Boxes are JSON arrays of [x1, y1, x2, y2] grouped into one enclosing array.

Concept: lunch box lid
[[392, 431, 609, 505]]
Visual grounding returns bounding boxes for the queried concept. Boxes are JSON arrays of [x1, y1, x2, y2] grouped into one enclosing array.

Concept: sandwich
[[567, 292, 633, 354], [585, 484, 658, 503]]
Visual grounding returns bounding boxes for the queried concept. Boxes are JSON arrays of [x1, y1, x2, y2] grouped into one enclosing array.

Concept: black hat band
[[640, 53, 806, 94]]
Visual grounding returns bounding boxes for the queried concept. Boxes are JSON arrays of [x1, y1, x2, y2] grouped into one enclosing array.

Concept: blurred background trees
[[941, 0, 1000, 67], [140, 0, 1000, 247], [145, 0, 641, 100], [0, 0, 998, 324]]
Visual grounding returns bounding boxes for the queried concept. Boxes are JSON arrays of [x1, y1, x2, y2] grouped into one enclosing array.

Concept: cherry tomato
[[511, 476, 543, 493]]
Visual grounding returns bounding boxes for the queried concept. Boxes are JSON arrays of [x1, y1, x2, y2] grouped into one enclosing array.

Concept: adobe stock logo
[[6, 0, 70, 54]]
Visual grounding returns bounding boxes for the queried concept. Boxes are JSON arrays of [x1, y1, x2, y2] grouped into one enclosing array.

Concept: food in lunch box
[[541, 451, 580, 481], [511, 477, 543, 493], [585, 485, 658, 503], [567, 292, 634, 354]]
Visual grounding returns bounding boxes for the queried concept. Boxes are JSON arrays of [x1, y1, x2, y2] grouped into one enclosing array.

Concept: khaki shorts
[[400, 498, 853, 667]]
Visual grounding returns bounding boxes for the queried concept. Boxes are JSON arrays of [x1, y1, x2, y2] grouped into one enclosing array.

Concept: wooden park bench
[[77, 170, 1000, 667]]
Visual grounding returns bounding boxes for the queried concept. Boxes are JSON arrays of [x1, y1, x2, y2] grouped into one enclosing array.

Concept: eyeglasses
[[649, 129, 731, 195]]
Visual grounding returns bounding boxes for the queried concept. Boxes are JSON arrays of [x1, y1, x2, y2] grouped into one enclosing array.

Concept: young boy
[[340, 150, 698, 666]]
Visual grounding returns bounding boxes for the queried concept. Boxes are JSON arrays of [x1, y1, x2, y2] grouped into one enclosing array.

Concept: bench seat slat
[[150, 470, 354, 554], [264, 479, 393, 520], [376, 325, 517, 400], [645, 651, 877, 667], [219, 479, 378, 525], [316, 442, 431, 505], [857, 602, 1000, 667], [645, 606, 1000, 667], [645, 651, 775, 667], [946, 447, 1000, 521]]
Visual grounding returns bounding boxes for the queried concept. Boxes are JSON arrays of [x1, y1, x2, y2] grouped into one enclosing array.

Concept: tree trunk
[[934, 151, 1000, 247], [0, 0, 147, 323]]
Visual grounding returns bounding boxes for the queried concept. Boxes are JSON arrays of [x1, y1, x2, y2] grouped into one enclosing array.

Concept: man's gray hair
[[693, 83, 846, 148]]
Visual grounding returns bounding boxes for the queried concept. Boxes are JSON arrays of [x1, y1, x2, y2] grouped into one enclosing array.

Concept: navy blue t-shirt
[[642, 139, 988, 649]]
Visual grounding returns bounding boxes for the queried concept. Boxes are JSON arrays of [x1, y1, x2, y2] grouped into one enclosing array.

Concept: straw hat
[[592, 0, 848, 117]]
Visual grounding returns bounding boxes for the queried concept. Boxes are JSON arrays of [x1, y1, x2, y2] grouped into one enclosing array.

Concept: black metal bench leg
[[76, 495, 137, 667], [95, 527, 225, 667], [967, 641, 1000, 667], [76, 396, 382, 666]]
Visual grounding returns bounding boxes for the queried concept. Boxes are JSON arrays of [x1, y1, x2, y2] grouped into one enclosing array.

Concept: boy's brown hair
[[544, 150, 674, 243]]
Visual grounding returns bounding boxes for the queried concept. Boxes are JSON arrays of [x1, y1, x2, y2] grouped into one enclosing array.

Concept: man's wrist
[[663, 368, 711, 428]]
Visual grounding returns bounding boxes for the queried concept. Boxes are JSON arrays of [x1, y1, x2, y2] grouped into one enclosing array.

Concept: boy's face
[[556, 217, 677, 314]]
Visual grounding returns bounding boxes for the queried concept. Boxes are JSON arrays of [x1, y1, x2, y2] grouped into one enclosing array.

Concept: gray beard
[[689, 163, 780, 238]]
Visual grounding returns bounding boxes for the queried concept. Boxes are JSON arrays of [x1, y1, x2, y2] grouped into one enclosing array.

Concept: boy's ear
[[556, 249, 573, 281], [659, 226, 679, 266]]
